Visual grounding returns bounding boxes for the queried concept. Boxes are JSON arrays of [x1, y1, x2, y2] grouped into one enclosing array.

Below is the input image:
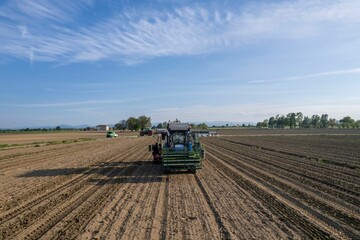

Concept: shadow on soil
[[18, 160, 164, 184]]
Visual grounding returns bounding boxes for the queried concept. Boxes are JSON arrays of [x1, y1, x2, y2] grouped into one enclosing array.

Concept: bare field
[[0, 131, 136, 145], [216, 128, 360, 136], [0, 132, 359, 239]]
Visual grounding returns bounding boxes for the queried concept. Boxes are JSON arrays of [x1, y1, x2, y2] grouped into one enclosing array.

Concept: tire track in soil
[[205, 140, 360, 216], [165, 174, 185, 239], [47, 151, 149, 240], [214, 138, 360, 189], [83, 163, 149, 240], [193, 174, 231, 240], [160, 174, 170, 240], [221, 135, 360, 166], [205, 151, 337, 240], [50, 159, 148, 239], [76, 148, 156, 240], [205, 144, 360, 238], [113, 172, 150, 239], [135, 167, 164, 240], [0, 143, 118, 209], [0, 142, 96, 170], [220, 137, 359, 171], [12, 144, 148, 240], [198, 158, 299, 239], [0, 138, 150, 240], [87, 157, 159, 240], [118, 162, 163, 240], [163, 173, 223, 240], [0, 142, 137, 226], [186, 175, 223, 239], [78, 159, 153, 239], [0, 139, 140, 213], [205, 139, 360, 209]]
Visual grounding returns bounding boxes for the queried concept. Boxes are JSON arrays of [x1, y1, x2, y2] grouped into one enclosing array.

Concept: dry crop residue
[[202, 134, 360, 239], [0, 134, 359, 239]]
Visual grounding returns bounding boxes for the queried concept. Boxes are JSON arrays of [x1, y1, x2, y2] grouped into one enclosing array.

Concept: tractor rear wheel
[[188, 169, 196, 174]]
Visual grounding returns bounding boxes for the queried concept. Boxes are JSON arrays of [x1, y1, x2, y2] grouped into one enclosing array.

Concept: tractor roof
[[168, 123, 190, 131]]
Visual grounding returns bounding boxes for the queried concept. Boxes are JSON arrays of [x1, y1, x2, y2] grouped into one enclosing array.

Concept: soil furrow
[[205, 138, 360, 204], [205, 140, 360, 215], [206, 151, 337, 239], [0, 138, 150, 240], [50, 150, 149, 239], [1, 132, 358, 240], [205, 143, 359, 238]]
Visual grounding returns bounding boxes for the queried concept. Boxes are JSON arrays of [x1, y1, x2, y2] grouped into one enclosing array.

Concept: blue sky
[[1, 0, 360, 128]]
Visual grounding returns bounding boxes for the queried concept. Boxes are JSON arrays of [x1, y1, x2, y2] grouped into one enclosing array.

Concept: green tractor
[[149, 122, 204, 173]]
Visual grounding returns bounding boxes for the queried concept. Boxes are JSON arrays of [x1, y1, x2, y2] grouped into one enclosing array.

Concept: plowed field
[[0, 133, 359, 239]]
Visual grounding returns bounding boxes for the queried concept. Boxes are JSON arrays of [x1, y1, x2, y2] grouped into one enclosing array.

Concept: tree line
[[115, 115, 152, 131], [256, 113, 360, 129], [115, 117, 209, 131], [0, 127, 82, 133]]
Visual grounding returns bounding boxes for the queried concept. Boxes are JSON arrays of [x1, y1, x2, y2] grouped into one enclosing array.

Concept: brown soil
[[0, 133, 359, 239], [0, 131, 136, 145]]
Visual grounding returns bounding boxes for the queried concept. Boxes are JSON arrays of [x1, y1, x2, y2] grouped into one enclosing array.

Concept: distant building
[[209, 131, 219, 136], [191, 130, 219, 137], [96, 125, 109, 131]]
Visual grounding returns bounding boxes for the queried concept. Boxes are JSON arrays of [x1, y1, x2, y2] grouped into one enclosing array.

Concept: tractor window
[[172, 132, 185, 144]]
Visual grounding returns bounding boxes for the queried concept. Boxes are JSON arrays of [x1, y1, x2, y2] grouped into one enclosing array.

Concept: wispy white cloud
[[0, 0, 93, 22], [0, 0, 359, 64], [249, 67, 360, 83], [1, 94, 169, 108], [18, 25, 30, 38], [2, 98, 144, 108]]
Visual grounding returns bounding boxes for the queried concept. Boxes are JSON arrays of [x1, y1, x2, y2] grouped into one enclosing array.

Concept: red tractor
[[140, 128, 153, 136]]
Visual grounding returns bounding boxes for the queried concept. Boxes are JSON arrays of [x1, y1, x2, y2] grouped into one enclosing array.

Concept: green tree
[[354, 120, 360, 129], [277, 115, 285, 129], [302, 116, 311, 128], [339, 116, 355, 128], [55, 126, 61, 131], [268, 117, 275, 129], [311, 115, 320, 128], [296, 112, 303, 128], [328, 118, 337, 128], [138, 115, 151, 130], [156, 123, 163, 128], [320, 114, 329, 128], [261, 119, 268, 128], [197, 123, 208, 129], [275, 114, 279, 129], [127, 117, 140, 131], [115, 119, 127, 131], [287, 112, 296, 129], [284, 115, 290, 128]]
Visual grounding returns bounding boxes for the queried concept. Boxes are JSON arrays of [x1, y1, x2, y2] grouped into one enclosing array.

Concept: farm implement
[[149, 121, 205, 173]]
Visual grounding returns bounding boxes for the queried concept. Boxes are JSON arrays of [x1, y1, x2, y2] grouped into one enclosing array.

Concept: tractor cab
[[162, 122, 204, 173], [149, 121, 205, 173]]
